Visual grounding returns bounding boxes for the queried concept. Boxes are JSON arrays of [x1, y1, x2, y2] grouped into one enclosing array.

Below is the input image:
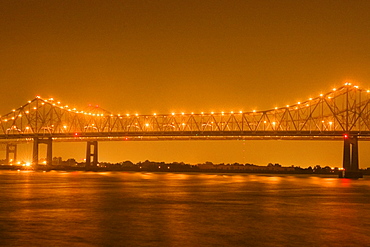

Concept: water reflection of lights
[[321, 178, 340, 187], [308, 176, 345, 187], [171, 174, 189, 180], [230, 175, 246, 183], [263, 176, 282, 184], [96, 172, 112, 176], [140, 173, 154, 179], [17, 170, 33, 173], [340, 178, 352, 187]]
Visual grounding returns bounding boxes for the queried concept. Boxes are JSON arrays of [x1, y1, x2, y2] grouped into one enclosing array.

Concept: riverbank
[[2, 164, 369, 176]]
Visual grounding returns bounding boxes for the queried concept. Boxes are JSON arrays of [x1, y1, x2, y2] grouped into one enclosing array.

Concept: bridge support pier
[[86, 141, 98, 171], [6, 143, 17, 165], [32, 137, 53, 170], [340, 135, 362, 178]]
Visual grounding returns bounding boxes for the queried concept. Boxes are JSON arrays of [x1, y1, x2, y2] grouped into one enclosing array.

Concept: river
[[0, 171, 369, 246]]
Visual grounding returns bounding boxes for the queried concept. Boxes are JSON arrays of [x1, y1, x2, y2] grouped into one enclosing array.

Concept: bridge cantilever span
[[0, 82, 368, 177]]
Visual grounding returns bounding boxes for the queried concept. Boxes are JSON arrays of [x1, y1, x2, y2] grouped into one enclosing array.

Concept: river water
[[0, 171, 370, 247]]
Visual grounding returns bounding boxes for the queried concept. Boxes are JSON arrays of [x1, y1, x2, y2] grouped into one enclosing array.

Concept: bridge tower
[[32, 137, 53, 169], [86, 141, 98, 170], [341, 135, 362, 178], [6, 143, 17, 165]]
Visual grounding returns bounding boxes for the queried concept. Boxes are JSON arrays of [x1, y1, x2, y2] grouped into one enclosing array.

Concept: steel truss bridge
[[1, 83, 369, 177]]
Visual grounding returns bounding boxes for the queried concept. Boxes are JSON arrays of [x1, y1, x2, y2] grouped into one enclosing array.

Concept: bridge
[[1, 82, 369, 178]]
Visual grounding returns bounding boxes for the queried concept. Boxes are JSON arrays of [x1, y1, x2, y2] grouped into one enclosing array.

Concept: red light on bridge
[[344, 134, 349, 139], [74, 132, 79, 136]]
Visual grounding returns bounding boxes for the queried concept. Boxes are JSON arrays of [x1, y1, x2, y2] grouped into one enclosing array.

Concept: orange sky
[[1, 1, 370, 167]]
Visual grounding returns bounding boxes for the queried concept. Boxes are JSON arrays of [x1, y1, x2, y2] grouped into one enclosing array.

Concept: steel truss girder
[[1, 84, 370, 141]]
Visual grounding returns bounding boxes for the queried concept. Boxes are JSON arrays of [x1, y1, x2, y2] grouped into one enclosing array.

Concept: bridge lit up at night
[[1, 83, 369, 178]]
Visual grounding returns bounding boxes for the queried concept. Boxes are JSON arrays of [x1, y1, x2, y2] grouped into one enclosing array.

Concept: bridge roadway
[[1, 131, 370, 142]]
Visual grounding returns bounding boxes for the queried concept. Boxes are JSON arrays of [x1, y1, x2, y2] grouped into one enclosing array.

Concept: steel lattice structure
[[1, 83, 370, 142]]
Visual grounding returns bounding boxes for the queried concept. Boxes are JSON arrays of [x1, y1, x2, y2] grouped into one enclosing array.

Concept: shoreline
[[1, 165, 368, 176]]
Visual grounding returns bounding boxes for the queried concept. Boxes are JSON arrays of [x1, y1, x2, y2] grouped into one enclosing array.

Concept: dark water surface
[[0, 171, 370, 247]]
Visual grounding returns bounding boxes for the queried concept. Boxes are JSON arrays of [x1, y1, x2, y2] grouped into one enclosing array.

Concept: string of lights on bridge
[[0, 82, 367, 122], [0, 81, 370, 141]]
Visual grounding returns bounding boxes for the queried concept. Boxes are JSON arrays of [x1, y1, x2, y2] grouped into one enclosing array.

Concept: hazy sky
[[2, 0, 370, 167]]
